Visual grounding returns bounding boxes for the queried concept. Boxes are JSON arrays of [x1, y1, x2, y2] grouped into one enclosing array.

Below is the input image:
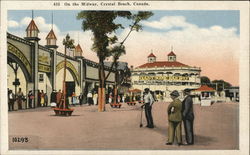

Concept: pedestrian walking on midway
[[17, 88, 24, 110], [117, 95, 121, 103], [166, 90, 183, 146], [38, 90, 41, 107], [50, 90, 57, 108], [40, 90, 45, 107], [141, 88, 155, 128], [28, 90, 34, 108], [44, 93, 48, 107], [87, 91, 93, 106], [71, 92, 77, 106], [122, 95, 125, 103], [108, 93, 113, 104], [79, 93, 83, 106], [56, 89, 62, 107], [8, 90, 15, 111], [93, 91, 98, 105], [182, 88, 195, 145]]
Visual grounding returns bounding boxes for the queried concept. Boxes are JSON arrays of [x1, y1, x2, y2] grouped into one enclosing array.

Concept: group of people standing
[[50, 90, 83, 107], [27, 89, 48, 108], [141, 88, 194, 146], [87, 91, 98, 106], [8, 88, 25, 111]]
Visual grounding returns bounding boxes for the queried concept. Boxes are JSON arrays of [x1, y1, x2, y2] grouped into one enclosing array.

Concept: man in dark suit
[[50, 90, 57, 107], [182, 88, 194, 145]]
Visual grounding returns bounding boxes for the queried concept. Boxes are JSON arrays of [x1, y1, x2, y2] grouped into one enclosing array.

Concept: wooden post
[[62, 45, 67, 109], [98, 87, 106, 112], [98, 88, 102, 112], [113, 87, 117, 104]]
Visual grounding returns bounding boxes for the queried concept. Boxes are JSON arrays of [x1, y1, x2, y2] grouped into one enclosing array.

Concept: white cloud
[[8, 20, 19, 28], [20, 17, 32, 26], [9, 16, 60, 35], [142, 16, 193, 30]]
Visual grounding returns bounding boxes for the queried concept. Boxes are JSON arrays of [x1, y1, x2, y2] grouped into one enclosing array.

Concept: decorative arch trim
[[7, 43, 32, 75], [56, 61, 80, 85]]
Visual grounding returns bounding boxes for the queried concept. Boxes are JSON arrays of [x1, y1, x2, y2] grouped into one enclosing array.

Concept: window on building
[[39, 74, 44, 83]]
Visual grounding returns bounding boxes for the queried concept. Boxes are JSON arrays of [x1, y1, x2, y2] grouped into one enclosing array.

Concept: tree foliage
[[200, 76, 211, 85], [77, 11, 153, 62], [63, 34, 75, 49]]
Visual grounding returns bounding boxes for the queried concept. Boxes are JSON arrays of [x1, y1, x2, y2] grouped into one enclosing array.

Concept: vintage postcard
[[0, 1, 249, 155]]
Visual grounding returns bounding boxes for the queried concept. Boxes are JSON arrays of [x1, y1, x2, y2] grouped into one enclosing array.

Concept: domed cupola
[[167, 51, 176, 62], [147, 52, 156, 63]]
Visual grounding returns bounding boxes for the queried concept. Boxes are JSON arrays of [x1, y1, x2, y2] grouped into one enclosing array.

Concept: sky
[[7, 10, 240, 86]]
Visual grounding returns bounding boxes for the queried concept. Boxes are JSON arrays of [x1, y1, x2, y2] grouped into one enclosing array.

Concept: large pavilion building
[[130, 50, 201, 100]]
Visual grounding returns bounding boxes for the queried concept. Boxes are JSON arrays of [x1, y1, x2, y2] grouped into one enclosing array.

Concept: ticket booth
[[194, 85, 215, 106]]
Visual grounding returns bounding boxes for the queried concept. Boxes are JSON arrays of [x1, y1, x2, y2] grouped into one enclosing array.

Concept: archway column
[[32, 41, 39, 108], [52, 49, 57, 90]]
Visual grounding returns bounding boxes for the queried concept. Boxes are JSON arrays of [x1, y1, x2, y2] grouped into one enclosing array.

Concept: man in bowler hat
[[141, 88, 155, 128], [182, 88, 194, 145]]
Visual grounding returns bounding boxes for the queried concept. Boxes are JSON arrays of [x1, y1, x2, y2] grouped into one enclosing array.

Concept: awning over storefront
[[195, 85, 215, 92]]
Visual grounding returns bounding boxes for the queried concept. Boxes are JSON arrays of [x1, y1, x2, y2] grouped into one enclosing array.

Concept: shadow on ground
[[152, 126, 217, 146], [48, 114, 81, 117]]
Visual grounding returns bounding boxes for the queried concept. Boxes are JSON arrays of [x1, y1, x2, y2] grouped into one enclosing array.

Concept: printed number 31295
[[12, 137, 29, 143]]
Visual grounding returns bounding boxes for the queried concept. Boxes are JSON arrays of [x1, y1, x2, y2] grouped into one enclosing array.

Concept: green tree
[[77, 11, 153, 111], [59, 34, 75, 109], [200, 76, 211, 85]]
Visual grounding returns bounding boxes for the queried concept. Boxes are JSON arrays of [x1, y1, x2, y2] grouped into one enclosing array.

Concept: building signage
[[39, 51, 50, 65], [8, 43, 32, 75], [38, 64, 51, 73], [139, 75, 189, 81], [56, 61, 80, 84]]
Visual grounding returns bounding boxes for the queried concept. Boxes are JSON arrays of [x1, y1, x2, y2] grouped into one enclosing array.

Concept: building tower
[[147, 52, 156, 63], [45, 12, 58, 49], [25, 11, 40, 41], [45, 30, 58, 49], [75, 44, 83, 57], [45, 12, 58, 91], [24, 11, 40, 108], [167, 51, 176, 62]]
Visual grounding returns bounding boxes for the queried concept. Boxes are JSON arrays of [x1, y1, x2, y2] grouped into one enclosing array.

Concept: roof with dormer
[[147, 53, 156, 58], [75, 44, 83, 53], [46, 29, 57, 40], [137, 61, 189, 69], [26, 19, 39, 32], [168, 51, 176, 56]]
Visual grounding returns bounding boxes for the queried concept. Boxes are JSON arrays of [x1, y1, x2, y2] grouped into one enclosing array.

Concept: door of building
[[66, 81, 75, 97]]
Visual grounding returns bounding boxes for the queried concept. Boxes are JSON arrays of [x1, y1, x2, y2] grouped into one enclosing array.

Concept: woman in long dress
[[93, 92, 98, 105], [72, 92, 77, 106], [40, 90, 45, 107]]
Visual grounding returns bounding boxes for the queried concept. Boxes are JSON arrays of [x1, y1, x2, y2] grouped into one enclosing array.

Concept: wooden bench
[[53, 108, 74, 116], [126, 102, 136, 106], [110, 103, 122, 108]]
